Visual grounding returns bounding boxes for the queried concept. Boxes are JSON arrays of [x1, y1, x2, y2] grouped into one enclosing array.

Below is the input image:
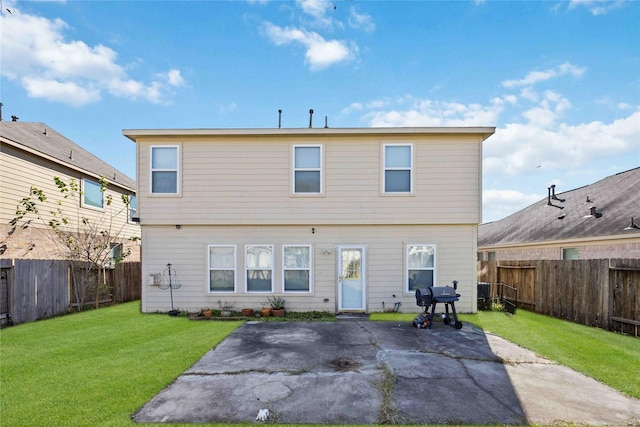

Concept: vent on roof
[[547, 187, 564, 209], [624, 217, 640, 231], [583, 206, 602, 219]]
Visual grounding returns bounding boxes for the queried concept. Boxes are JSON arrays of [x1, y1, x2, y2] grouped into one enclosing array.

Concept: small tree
[[12, 176, 138, 310]]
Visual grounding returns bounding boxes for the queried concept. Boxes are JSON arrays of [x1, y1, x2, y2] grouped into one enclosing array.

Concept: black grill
[[415, 280, 462, 329]]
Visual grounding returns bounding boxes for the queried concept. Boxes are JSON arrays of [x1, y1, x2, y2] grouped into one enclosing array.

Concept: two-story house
[[1, 119, 140, 261], [124, 127, 494, 314]]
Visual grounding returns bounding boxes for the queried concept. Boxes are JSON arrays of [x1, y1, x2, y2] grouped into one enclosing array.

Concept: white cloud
[[568, 0, 628, 15], [296, 0, 331, 20], [349, 7, 376, 33], [0, 6, 184, 106], [362, 96, 504, 127], [502, 62, 585, 88], [482, 189, 544, 223], [262, 22, 355, 70]]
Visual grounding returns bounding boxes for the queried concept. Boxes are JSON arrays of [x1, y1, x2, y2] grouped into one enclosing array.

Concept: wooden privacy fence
[[478, 259, 640, 336], [0, 259, 141, 327]]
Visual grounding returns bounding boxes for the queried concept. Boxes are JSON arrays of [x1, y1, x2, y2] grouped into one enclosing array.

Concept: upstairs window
[[128, 196, 137, 222], [407, 244, 436, 292], [293, 145, 322, 194], [246, 245, 274, 292], [82, 178, 104, 209], [384, 144, 413, 193], [151, 146, 179, 194]]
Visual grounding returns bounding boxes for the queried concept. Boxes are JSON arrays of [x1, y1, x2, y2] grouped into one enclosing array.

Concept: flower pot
[[242, 308, 254, 317], [261, 307, 272, 317], [221, 310, 232, 317], [203, 309, 213, 318], [271, 308, 286, 317]]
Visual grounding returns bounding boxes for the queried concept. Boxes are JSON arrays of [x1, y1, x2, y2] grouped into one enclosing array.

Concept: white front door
[[338, 246, 366, 311]]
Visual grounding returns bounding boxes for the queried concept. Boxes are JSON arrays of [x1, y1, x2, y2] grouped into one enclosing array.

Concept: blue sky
[[1, 0, 638, 222]]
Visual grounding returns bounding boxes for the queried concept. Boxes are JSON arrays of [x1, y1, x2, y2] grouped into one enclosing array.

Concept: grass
[[2, 304, 638, 426], [371, 309, 640, 399], [0, 302, 243, 427]]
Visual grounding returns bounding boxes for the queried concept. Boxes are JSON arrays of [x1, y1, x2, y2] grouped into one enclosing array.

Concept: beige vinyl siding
[[140, 224, 478, 314], [1, 143, 139, 259], [135, 134, 482, 226]]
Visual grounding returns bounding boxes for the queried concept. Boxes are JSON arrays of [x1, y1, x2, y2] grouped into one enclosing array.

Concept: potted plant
[[241, 308, 254, 317], [218, 300, 234, 317], [202, 308, 213, 318], [260, 305, 272, 317], [267, 296, 286, 317]]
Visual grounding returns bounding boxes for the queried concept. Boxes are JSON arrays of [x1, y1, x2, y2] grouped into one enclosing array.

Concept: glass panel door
[[338, 246, 365, 310]]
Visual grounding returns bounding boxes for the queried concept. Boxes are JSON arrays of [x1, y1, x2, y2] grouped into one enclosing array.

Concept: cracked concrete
[[133, 321, 640, 425]]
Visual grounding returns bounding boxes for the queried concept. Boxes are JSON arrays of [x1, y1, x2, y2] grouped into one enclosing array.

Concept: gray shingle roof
[[479, 167, 640, 247], [0, 121, 135, 191]]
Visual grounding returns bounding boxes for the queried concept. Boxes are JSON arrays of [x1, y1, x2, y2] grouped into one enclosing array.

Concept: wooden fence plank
[[476, 258, 639, 336]]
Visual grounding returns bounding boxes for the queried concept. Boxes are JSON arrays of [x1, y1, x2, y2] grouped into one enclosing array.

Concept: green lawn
[[372, 309, 640, 399], [2, 304, 638, 427], [0, 302, 243, 427]]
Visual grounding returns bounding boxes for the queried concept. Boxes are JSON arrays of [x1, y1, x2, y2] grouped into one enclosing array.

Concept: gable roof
[[1, 121, 135, 191], [479, 167, 640, 247]]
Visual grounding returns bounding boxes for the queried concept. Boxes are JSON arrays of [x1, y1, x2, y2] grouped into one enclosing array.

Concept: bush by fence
[[0, 259, 141, 327], [478, 259, 640, 336]]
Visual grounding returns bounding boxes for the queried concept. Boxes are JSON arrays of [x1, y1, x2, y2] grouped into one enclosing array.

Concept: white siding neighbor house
[[124, 127, 494, 314]]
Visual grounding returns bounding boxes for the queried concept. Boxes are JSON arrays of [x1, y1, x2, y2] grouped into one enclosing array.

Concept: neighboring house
[[478, 167, 640, 260], [1, 119, 140, 261], [124, 126, 495, 314]]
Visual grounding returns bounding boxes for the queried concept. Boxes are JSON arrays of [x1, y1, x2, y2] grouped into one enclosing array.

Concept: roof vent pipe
[[550, 184, 565, 202], [624, 217, 640, 231], [309, 109, 314, 128], [278, 109, 282, 129], [0, 102, 3, 121], [324, 116, 329, 128]]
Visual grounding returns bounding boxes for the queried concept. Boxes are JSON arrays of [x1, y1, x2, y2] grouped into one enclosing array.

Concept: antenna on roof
[[278, 109, 282, 129], [309, 109, 314, 128], [547, 187, 564, 209]]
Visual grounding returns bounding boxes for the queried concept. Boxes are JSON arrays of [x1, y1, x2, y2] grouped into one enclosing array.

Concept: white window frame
[[406, 244, 436, 293], [245, 245, 274, 293], [207, 245, 237, 293], [81, 178, 104, 210], [127, 195, 137, 223], [383, 143, 413, 194], [150, 145, 180, 195], [282, 245, 312, 293], [292, 144, 323, 195]]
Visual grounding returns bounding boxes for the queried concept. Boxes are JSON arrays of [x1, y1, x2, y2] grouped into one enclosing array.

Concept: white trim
[[382, 143, 413, 194], [292, 144, 324, 195], [405, 244, 437, 293], [80, 177, 104, 211], [207, 244, 237, 293], [282, 244, 313, 293], [150, 145, 180, 195], [245, 244, 274, 293]]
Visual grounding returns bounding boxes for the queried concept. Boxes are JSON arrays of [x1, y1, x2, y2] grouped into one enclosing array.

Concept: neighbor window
[[108, 243, 123, 267], [283, 245, 311, 292], [128, 195, 137, 222], [208, 245, 236, 292], [293, 145, 322, 194], [384, 144, 413, 193], [246, 245, 273, 292], [562, 247, 580, 260], [407, 244, 436, 292], [82, 178, 104, 209], [151, 146, 179, 194]]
